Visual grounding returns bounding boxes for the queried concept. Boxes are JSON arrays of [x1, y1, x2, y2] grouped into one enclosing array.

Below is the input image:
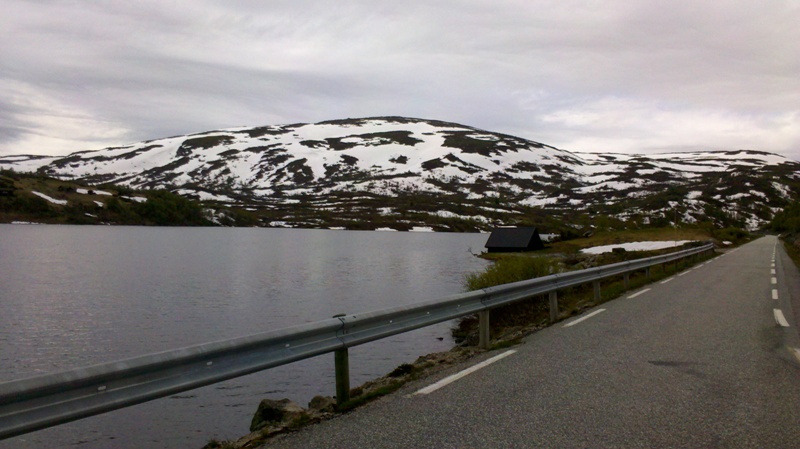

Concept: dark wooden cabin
[[485, 227, 545, 253]]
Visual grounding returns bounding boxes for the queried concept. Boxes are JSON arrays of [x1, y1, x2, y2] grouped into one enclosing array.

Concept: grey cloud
[[1, 0, 799, 159]]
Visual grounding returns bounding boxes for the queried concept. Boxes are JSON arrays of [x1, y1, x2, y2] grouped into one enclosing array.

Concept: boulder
[[308, 395, 336, 413], [249, 398, 304, 432]]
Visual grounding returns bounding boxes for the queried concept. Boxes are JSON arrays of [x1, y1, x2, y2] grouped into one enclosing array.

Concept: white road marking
[[677, 271, 690, 277], [793, 348, 800, 364], [774, 309, 790, 327], [563, 309, 607, 328], [628, 288, 651, 299], [773, 289, 779, 300], [412, 350, 517, 395], [772, 277, 778, 285], [660, 277, 674, 284], [771, 269, 776, 275]]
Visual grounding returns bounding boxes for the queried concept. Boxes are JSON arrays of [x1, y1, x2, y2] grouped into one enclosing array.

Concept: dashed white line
[[772, 289, 779, 300], [772, 277, 778, 285], [660, 277, 675, 284], [792, 348, 800, 364], [628, 288, 651, 299], [771, 269, 776, 275], [774, 309, 790, 327], [412, 350, 517, 395], [563, 309, 607, 328], [677, 271, 690, 277]]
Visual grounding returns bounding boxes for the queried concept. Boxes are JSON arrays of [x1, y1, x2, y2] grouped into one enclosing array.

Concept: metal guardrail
[[0, 242, 714, 440]]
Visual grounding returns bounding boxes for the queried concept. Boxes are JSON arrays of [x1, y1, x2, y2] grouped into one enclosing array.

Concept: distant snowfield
[[31, 191, 67, 205], [581, 240, 694, 254]]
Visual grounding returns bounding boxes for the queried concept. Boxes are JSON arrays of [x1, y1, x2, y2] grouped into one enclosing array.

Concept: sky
[[2, 0, 799, 161]]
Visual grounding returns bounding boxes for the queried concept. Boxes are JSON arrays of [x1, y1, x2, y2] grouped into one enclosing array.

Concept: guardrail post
[[623, 273, 630, 289], [593, 280, 601, 302], [335, 348, 350, 405], [479, 310, 490, 349], [549, 291, 558, 323], [645, 267, 651, 279]]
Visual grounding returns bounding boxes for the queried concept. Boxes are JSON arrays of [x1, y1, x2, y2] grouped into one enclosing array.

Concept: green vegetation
[[465, 255, 559, 290], [769, 201, 800, 235], [769, 201, 800, 266], [0, 169, 255, 226], [131, 189, 207, 225]]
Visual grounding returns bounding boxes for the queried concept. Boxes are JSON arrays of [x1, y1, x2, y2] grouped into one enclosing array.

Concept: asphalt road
[[264, 236, 800, 448]]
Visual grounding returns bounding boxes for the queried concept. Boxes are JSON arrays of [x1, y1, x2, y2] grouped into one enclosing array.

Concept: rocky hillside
[[2, 117, 799, 231]]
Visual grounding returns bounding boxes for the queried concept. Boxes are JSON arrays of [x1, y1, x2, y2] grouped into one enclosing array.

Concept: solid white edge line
[[772, 289, 779, 300], [563, 309, 607, 328], [774, 309, 790, 327], [628, 288, 651, 299], [412, 350, 517, 395], [660, 277, 674, 284]]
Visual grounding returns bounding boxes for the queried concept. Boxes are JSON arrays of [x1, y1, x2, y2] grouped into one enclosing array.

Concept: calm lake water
[[0, 225, 489, 448]]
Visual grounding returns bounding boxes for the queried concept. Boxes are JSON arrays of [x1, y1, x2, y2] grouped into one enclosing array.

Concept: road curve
[[263, 236, 800, 448]]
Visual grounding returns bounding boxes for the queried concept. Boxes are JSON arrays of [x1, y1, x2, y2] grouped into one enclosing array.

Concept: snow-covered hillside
[[2, 116, 798, 231]]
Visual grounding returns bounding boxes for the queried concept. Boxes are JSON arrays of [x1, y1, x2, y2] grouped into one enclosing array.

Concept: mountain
[[2, 116, 799, 232]]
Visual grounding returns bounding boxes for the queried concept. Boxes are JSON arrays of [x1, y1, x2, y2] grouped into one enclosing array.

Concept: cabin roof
[[484, 227, 544, 251]]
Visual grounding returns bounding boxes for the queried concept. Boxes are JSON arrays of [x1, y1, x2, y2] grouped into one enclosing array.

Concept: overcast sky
[[2, 0, 799, 160]]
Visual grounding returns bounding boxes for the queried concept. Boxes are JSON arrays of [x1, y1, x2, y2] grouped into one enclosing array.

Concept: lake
[[0, 225, 489, 448]]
